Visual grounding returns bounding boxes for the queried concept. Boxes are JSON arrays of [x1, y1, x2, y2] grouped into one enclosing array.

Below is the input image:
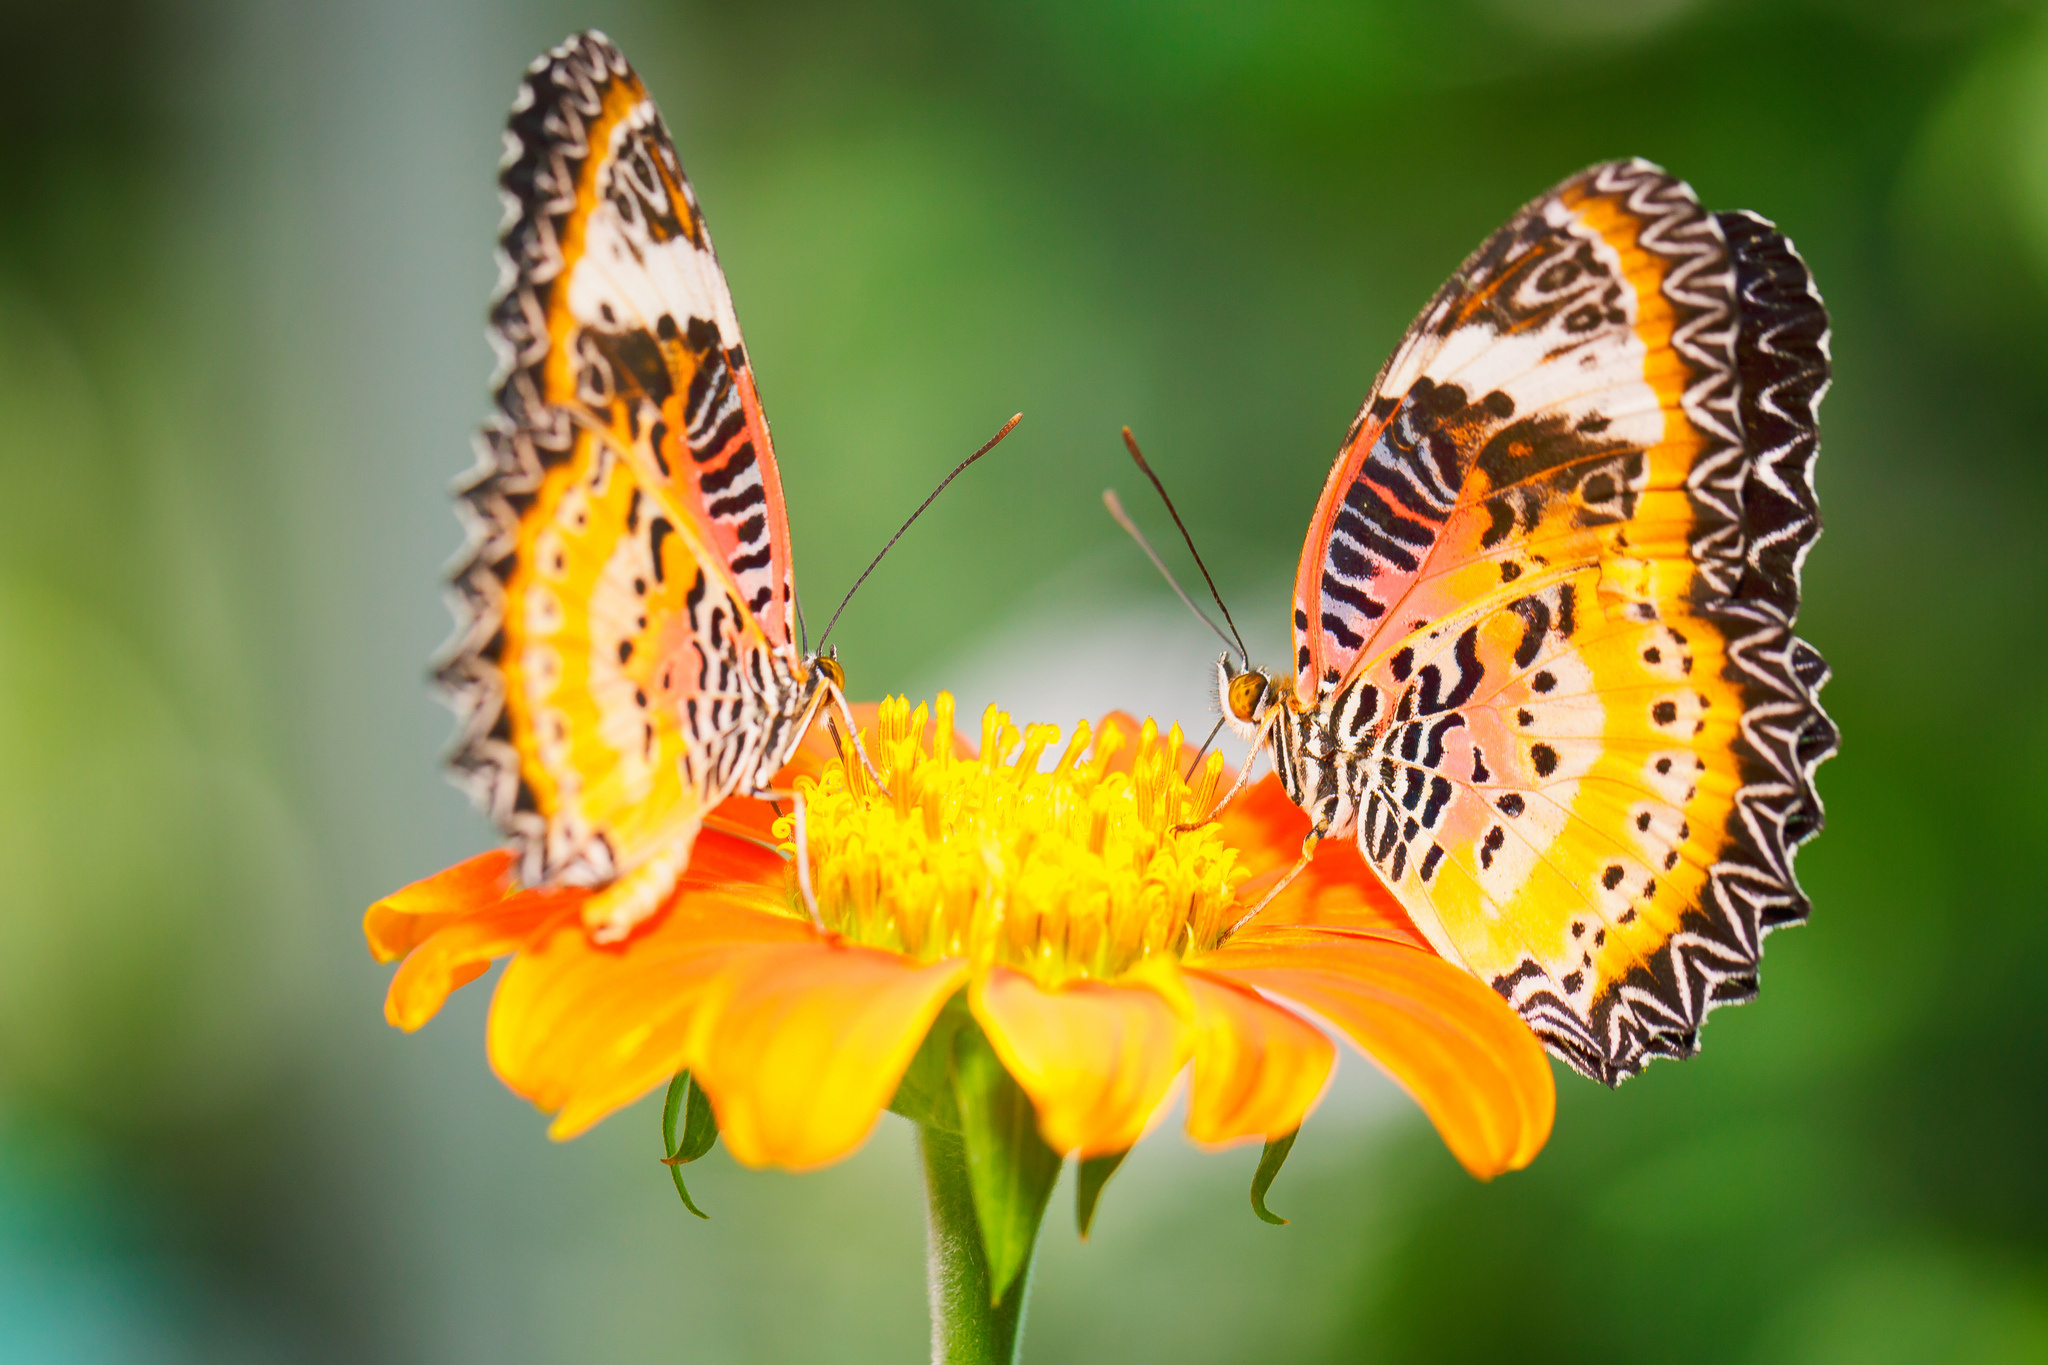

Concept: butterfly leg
[[792, 788, 826, 932], [1224, 834, 1321, 938], [745, 681, 893, 804], [823, 683, 893, 799], [1175, 707, 1280, 832]]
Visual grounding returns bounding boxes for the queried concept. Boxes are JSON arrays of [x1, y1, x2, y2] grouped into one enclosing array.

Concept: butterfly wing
[[438, 31, 803, 893], [1296, 160, 1835, 1081]]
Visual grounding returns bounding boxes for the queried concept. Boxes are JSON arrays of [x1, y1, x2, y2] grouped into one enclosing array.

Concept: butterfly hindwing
[[439, 31, 806, 896], [1291, 160, 1834, 1082]]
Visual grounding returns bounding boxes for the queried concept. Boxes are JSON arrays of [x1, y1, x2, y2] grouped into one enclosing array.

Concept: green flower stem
[[919, 1124, 1042, 1364]]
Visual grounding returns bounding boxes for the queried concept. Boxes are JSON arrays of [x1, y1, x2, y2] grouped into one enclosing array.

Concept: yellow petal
[[487, 886, 806, 1139], [384, 890, 578, 1032], [971, 965, 1191, 1158], [1182, 971, 1334, 1146], [691, 943, 970, 1170]]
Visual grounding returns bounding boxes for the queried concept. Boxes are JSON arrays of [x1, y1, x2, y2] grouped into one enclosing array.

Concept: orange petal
[[674, 826, 787, 887], [488, 886, 808, 1139], [1215, 771, 1309, 876], [1266, 838, 1426, 943], [1192, 927, 1555, 1177], [364, 849, 516, 962], [1182, 971, 1334, 1146], [384, 888, 582, 1032], [690, 943, 969, 1170], [703, 797, 785, 844], [971, 965, 1191, 1158]]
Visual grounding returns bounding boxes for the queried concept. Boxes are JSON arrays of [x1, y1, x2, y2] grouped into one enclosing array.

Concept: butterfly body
[[1220, 160, 1836, 1083], [437, 32, 853, 942]]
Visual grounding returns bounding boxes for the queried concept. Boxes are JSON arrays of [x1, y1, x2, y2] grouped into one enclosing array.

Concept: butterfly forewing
[[1284, 159, 1834, 1082], [439, 32, 810, 907]]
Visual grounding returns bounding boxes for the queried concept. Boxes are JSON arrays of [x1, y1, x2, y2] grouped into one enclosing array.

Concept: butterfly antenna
[[816, 413, 1023, 653], [1118, 427, 1250, 662], [794, 592, 809, 655], [1185, 715, 1227, 781], [1103, 488, 1238, 658]]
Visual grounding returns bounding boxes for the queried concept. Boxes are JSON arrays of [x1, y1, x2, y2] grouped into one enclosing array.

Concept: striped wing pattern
[[437, 32, 815, 931], [1281, 160, 1835, 1082]]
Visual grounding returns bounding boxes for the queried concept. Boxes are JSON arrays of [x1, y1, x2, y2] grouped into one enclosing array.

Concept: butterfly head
[[1217, 656, 1281, 740], [809, 649, 846, 695]]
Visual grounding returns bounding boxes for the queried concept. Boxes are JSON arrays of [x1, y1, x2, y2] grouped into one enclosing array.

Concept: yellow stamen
[[773, 695, 1245, 987]]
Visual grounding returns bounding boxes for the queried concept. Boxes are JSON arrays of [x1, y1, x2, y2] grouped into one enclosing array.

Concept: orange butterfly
[[1207, 160, 1836, 1082], [435, 32, 864, 943]]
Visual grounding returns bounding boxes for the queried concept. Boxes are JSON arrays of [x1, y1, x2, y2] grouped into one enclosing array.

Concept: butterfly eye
[[1228, 672, 1271, 722], [815, 655, 845, 691]]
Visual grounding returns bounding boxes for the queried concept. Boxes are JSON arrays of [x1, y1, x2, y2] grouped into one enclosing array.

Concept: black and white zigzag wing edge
[[1505, 161, 1839, 1085], [432, 30, 635, 881]]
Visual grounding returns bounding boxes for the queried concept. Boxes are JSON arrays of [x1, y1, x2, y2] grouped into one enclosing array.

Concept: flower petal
[[1192, 926, 1555, 1177], [1182, 971, 1334, 1146], [364, 849, 516, 962], [690, 943, 969, 1170], [384, 889, 580, 1032], [673, 827, 788, 887], [1215, 770, 1308, 876], [701, 797, 786, 844], [971, 965, 1191, 1158], [1220, 778, 1429, 945], [487, 886, 807, 1139]]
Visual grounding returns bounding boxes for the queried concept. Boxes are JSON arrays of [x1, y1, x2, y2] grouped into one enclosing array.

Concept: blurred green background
[[4, 0, 2046, 1360]]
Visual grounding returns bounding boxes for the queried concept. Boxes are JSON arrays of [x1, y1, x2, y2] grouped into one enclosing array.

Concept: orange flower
[[366, 697, 1554, 1178]]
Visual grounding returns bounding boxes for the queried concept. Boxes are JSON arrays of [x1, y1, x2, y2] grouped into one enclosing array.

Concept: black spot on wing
[[1508, 595, 1551, 670], [1480, 824, 1505, 869], [649, 516, 675, 582], [593, 328, 673, 404], [1417, 627, 1483, 712]]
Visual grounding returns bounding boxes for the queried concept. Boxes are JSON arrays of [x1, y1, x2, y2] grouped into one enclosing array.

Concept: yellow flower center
[[774, 694, 1246, 987]]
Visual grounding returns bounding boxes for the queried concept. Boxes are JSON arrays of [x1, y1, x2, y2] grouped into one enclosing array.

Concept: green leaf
[[1250, 1129, 1299, 1225], [1075, 1149, 1129, 1240], [889, 993, 969, 1133], [659, 1071, 718, 1219], [952, 1024, 1061, 1302]]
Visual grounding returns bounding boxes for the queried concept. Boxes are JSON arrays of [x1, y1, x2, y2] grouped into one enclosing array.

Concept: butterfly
[[435, 31, 860, 943], [1213, 159, 1837, 1083]]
